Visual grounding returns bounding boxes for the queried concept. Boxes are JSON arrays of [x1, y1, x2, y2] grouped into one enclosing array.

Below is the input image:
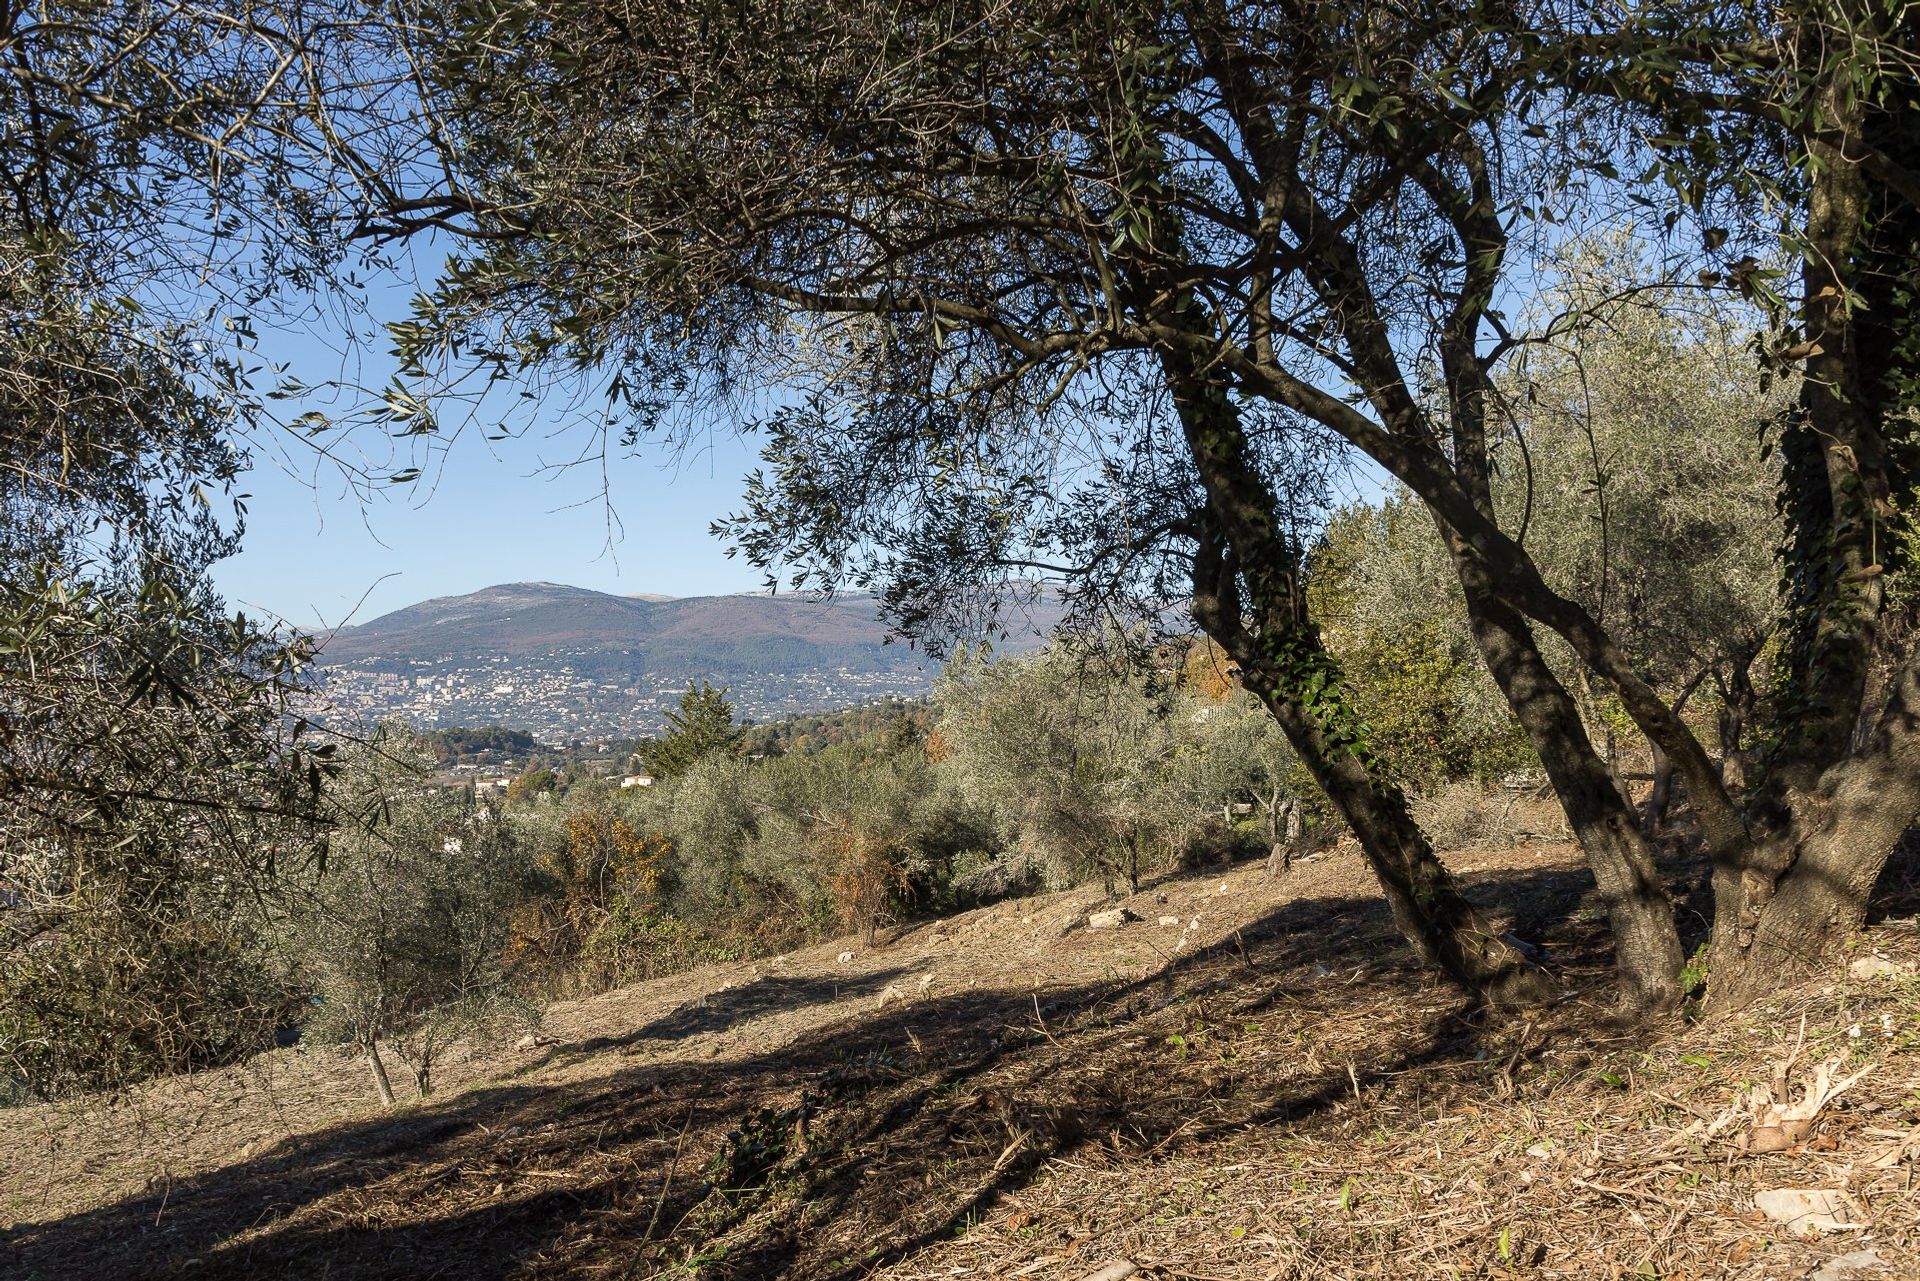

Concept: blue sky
[[208, 266, 771, 632], [213, 420, 768, 631]]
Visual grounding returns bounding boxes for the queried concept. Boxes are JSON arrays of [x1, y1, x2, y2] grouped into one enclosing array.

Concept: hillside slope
[[5, 841, 1919, 1280], [320, 583, 919, 668], [311, 582, 1063, 738]]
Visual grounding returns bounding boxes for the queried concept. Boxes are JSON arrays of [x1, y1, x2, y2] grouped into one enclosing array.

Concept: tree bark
[[1643, 738, 1673, 835], [1264, 795, 1299, 878], [1639, 668, 1709, 837], [1767, 74, 1890, 795], [1238, 649, 1553, 1007], [1264, 842, 1287, 878], [365, 1044, 397, 1107], [1167, 361, 1550, 1007], [1716, 653, 1758, 791], [1441, 538, 1685, 1008], [1708, 653, 1920, 1008]]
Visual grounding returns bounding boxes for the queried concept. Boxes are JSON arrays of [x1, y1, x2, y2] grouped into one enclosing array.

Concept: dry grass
[[1412, 781, 1569, 850], [3, 836, 1918, 1280], [878, 950, 1920, 1281]]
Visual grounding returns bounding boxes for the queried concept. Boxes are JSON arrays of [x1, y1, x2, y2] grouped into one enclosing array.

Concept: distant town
[[301, 579, 1051, 744], [315, 650, 936, 743]]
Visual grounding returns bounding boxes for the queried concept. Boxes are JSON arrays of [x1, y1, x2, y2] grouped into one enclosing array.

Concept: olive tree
[[288, 728, 533, 1104], [1509, 0, 1920, 1005], [723, 729, 991, 943], [379, 0, 1918, 1010], [1176, 685, 1307, 872], [386, 0, 1555, 1006], [937, 643, 1217, 895], [0, 568, 322, 1098], [0, 1, 414, 1080]]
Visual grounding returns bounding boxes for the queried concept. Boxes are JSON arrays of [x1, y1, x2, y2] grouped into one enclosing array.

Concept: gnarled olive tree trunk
[[1168, 357, 1550, 1007], [1708, 657, 1920, 1007], [1700, 70, 1920, 1010], [1445, 545, 1687, 1009]]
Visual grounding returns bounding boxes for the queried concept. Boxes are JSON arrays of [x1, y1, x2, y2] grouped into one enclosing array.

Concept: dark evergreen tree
[[638, 682, 743, 780]]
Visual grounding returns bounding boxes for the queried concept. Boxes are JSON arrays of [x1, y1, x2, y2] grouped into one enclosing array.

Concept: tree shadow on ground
[[4, 860, 1642, 1281], [543, 966, 915, 1064]]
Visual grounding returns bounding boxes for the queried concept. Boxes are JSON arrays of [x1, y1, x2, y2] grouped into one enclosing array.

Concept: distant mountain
[[311, 582, 1062, 741]]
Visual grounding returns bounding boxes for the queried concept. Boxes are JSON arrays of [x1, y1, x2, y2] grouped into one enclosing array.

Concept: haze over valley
[[312, 581, 1060, 739]]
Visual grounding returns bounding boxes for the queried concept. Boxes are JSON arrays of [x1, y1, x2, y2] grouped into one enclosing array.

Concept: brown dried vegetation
[[4, 839, 1919, 1280]]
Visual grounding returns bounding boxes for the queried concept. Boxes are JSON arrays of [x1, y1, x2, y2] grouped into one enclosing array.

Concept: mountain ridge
[[312, 580, 1058, 739]]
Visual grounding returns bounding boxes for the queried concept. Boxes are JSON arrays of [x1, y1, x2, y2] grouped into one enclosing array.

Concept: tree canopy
[[371, 0, 1920, 1011]]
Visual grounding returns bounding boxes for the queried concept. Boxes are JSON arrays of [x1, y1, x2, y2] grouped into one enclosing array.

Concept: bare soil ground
[[5, 835, 1920, 1280]]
